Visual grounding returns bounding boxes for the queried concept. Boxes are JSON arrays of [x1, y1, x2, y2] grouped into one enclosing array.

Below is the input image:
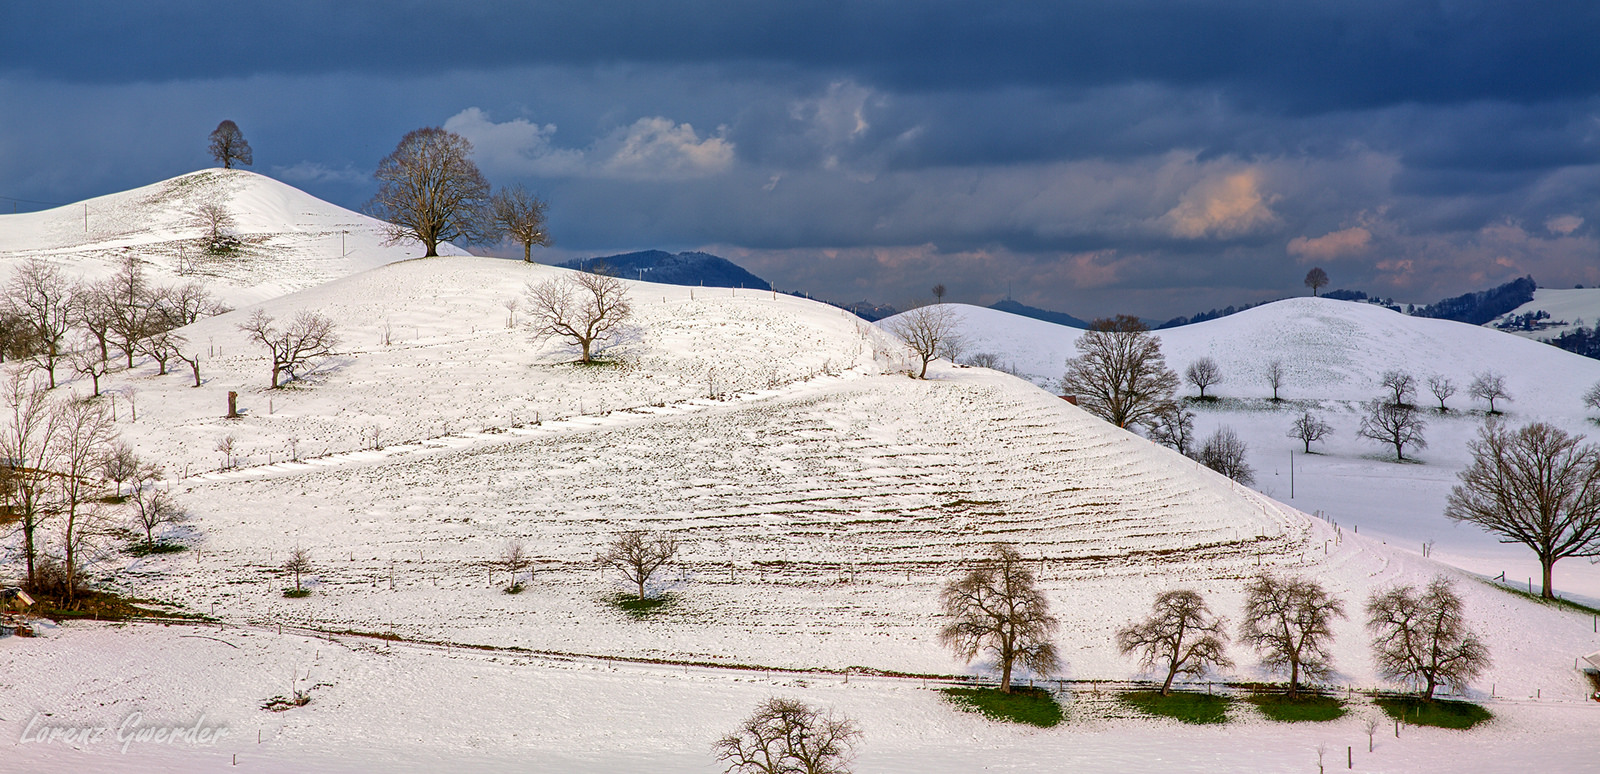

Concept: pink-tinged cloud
[[1163, 169, 1279, 239], [1546, 214, 1584, 235], [1287, 226, 1372, 261]]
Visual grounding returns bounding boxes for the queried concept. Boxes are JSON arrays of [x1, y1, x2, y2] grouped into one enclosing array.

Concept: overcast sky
[[4, 1, 1598, 318]]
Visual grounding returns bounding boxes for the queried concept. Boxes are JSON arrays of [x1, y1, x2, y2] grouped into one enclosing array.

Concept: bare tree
[[525, 271, 632, 364], [283, 547, 313, 593], [131, 486, 185, 549], [1378, 370, 1416, 407], [1288, 411, 1334, 453], [1197, 426, 1254, 484], [498, 539, 530, 589], [99, 441, 143, 497], [1116, 589, 1232, 696], [155, 281, 229, 328], [69, 280, 114, 365], [1366, 578, 1489, 700], [6, 258, 75, 388], [939, 543, 1060, 693], [714, 698, 861, 774], [69, 336, 111, 397], [599, 530, 679, 601], [1468, 371, 1510, 414], [366, 127, 492, 257], [1264, 359, 1286, 401], [1185, 357, 1224, 399], [1585, 381, 1600, 415], [1239, 573, 1345, 697], [931, 283, 947, 303], [501, 298, 520, 329], [1304, 267, 1329, 296], [1143, 403, 1196, 457], [1426, 374, 1457, 412], [208, 120, 253, 169], [883, 303, 963, 379], [490, 184, 551, 262], [1059, 315, 1179, 429], [49, 398, 118, 603], [1445, 421, 1600, 599], [1357, 399, 1427, 462], [174, 349, 203, 388], [238, 309, 341, 388], [137, 328, 184, 376], [191, 200, 239, 254], [0, 372, 57, 589]]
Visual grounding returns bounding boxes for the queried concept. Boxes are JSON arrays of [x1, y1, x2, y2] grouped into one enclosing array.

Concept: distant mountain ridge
[[560, 250, 771, 290], [987, 298, 1090, 329]]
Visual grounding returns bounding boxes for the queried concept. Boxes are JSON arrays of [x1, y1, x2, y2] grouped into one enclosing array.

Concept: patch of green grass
[[127, 542, 187, 557], [504, 582, 526, 595], [1246, 693, 1347, 722], [1118, 690, 1233, 725], [608, 592, 673, 619], [1484, 579, 1600, 616], [940, 686, 1063, 728], [282, 588, 311, 598], [1374, 697, 1492, 730]]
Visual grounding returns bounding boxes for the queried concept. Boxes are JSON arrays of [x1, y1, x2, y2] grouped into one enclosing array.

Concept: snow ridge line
[[182, 370, 865, 484]]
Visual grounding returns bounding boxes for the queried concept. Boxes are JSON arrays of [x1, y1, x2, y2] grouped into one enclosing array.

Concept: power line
[[0, 194, 70, 207]]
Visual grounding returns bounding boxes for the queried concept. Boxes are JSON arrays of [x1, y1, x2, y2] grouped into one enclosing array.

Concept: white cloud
[[597, 117, 734, 180], [443, 107, 585, 177], [444, 107, 732, 181]]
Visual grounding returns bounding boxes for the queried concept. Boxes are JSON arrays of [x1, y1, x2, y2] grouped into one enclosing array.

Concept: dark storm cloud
[[4, 1, 1599, 320]]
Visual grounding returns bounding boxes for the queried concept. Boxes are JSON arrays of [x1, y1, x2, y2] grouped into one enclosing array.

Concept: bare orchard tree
[[1197, 426, 1254, 485], [1143, 403, 1196, 457], [68, 335, 111, 397], [105, 254, 163, 366], [99, 441, 146, 497], [1185, 357, 1223, 399], [366, 127, 492, 257], [155, 280, 230, 328], [131, 486, 185, 550], [1379, 370, 1416, 406], [1426, 374, 1457, 412], [1264, 359, 1287, 401], [136, 329, 184, 376], [0, 372, 58, 589], [498, 539, 531, 590], [49, 397, 118, 604], [208, 120, 253, 169], [1288, 410, 1334, 453], [1116, 589, 1232, 696], [191, 199, 239, 254], [238, 309, 341, 388], [1468, 371, 1510, 414], [174, 348, 203, 388], [525, 271, 632, 363], [1239, 573, 1345, 697], [1357, 399, 1427, 462], [1304, 267, 1329, 296], [714, 698, 861, 774], [1059, 315, 1179, 429], [491, 184, 551, 262], [283, 547, 313, 593], [1445, 421, 1600, 599], [599, 530, 679, 601], [6, 257, 75, 388], [883, 303, 963, 379], [69, 280, 114, 364], [1585, 381, 1600, 415], [939, 543, 1060, 693], [1366, 578, 1489, 700]]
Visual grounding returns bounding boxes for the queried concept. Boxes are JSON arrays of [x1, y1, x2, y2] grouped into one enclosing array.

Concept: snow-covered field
[[942, 299, 1600, 604], [1489, 287, 1600, 341], [4, 177, 1598, 771]]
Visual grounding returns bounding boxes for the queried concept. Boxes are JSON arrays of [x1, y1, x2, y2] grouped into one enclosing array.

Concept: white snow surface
[[0, 169, 468, 305], [0, 203, 1596, 770]]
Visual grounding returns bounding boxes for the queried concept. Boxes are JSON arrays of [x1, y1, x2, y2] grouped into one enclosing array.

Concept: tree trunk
[[1423, 674, 1437, 701], [999, 657, 1013, 694], [524, 242, 532, 262], [1288, 660, 1301, 697], [190, 359, 201, 387], [581, 340, 592, 363], [424, 236, 439, 258], [1161, 660, 1179, 696], [1541, 556, 1555, 599], [271, 363, 281, 389], [637, 577, 646, 600]]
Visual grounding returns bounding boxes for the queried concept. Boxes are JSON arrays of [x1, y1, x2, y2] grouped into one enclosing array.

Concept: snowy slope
[[912, 298, 1600, 601], [5, 265, 1599, 771], [0, 169, 468, 305], [1488, 287, 1600, 341]]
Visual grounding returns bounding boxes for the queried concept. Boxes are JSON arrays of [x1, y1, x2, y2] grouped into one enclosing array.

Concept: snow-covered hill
[[1488, 286, 1600, 341], [914, 298, 1600, 601], [0, 169, 468, 305]]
